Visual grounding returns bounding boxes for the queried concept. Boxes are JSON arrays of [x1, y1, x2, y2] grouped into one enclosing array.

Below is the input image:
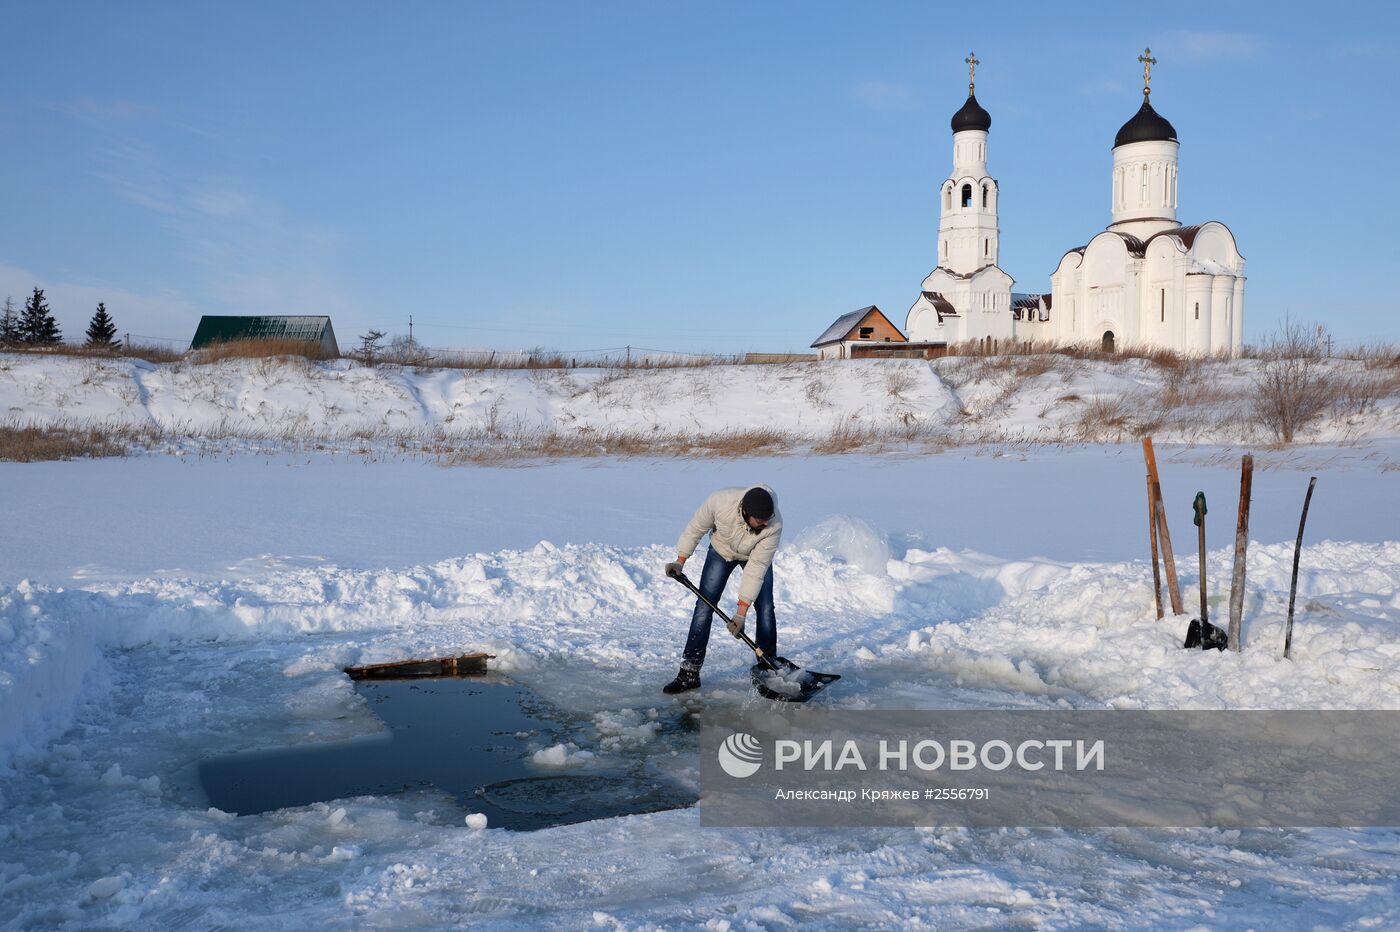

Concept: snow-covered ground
[[3, 354, 1400, 927]]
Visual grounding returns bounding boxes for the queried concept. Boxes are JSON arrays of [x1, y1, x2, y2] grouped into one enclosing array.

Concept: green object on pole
[[1193, 492, 1207, 527]]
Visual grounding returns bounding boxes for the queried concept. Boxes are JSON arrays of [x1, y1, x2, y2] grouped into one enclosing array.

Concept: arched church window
[[1194, 302, 1199, 321], [984, 238, 989, 257], [982, 184, 988, 208], [1141, 166, 1149, 202], [961, 184, 972, 208], [944, 186, 952, 210], [1160, 289, 1166, 323]]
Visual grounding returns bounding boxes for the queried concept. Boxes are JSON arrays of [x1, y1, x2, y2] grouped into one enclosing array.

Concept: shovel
[[667, 565, 840, 702], [1184, 492, 1228, 651]]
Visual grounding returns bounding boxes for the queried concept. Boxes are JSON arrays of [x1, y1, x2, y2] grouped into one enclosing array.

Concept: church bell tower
[[938, 52, 1000, 274]]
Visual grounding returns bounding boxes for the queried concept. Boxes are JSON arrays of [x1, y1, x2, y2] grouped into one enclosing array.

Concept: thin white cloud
[[82, 127, 362, 328], [49, 96, 219, 140], [849, 80, 918, 112], [1168, 31, 1265, 62]]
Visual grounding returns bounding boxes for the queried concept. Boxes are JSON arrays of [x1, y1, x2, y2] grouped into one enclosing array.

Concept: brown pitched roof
[[920, 291, 958, 320], [810, 306, 907, 347]]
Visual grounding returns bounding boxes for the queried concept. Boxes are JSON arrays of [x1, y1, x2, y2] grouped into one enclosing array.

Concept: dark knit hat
[[740, 487, 774, 521]]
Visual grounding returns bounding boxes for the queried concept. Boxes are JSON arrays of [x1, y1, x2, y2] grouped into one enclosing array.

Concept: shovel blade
[[1184, 618, 1229, 651], [751, 657, 841, 703]]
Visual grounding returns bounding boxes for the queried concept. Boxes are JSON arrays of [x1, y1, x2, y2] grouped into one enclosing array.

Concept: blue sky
[[1, 1, 1397, 353]]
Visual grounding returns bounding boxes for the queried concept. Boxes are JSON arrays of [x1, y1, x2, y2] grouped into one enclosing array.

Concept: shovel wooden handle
[[668, 567, 779, 670]]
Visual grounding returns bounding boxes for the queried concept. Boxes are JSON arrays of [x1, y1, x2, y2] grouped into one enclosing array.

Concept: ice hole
[[198, 674, 693, 831]]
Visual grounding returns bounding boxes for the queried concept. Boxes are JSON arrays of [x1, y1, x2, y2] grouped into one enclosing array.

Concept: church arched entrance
[[1101, 330, 1116, 353]]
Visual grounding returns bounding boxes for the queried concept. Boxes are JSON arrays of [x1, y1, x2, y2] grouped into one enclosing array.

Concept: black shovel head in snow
[[750, 657, 841, 703], [1184, 618, 1228, 651]]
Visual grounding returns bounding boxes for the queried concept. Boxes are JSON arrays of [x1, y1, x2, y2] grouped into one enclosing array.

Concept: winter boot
[[662, 665, 701, 695]]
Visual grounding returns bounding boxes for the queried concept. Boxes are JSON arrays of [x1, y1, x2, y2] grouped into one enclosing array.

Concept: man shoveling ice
[[662, 486, 782, 695]]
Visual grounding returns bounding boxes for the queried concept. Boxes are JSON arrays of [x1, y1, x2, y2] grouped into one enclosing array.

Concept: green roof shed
[[190, 315, 339, 356]]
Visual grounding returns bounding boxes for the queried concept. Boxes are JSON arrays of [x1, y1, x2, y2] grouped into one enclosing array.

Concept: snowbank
[[3, 351, 1395, 452], [0, 353, 957, 443]]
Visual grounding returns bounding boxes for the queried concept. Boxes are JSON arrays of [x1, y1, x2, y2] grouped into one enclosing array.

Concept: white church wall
[[1186, 274, 1213, 351], [1110, 138, 1180, 237]]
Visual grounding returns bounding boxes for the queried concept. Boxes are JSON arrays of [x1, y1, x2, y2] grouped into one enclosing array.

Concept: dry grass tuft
[[119, 342, 186, 363], [0, 420, 156, 461], [192, 338, 338, 364], [416, 350, 739, 371], [0, 342, 188, 364]]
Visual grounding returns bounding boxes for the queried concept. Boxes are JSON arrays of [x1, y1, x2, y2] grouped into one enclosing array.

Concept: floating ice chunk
[[328, 807, 348, 827], [594, 709, 661, 750], [531, 742, 595, 768], [464, 812, 488, 830], [86, 876, 123, 899]]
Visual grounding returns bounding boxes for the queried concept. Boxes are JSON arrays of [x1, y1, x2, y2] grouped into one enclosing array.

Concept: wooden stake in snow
[[1147, 474, 1163, 619], [1142, 437, 1183, 614], [1227, 454, 1254, 652], [1283, 476, 1318, 660]]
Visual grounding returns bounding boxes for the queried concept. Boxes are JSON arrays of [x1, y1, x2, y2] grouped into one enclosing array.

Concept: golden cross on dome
[[965, 51, 979, 93], [1138, 47, 1157, 98]]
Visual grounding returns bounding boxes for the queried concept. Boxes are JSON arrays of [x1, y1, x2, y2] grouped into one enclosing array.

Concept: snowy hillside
[[0, 354, 954, 447], [1, 351, 1396, 454]]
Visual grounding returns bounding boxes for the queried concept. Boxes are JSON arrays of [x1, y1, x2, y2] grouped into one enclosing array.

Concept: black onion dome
[[950, 93, 991, 133], [1114, 98, 1177, 147]]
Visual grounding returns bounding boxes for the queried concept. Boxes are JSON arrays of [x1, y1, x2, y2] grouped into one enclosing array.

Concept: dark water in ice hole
[[198, 675, 696, 831]]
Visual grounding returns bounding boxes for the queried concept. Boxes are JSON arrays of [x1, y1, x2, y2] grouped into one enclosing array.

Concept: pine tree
[[0, 297, 20, 346], [85, 302, 119, 349], [21, 287, 62, 346]]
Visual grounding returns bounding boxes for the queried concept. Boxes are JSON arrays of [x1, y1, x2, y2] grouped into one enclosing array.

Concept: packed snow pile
[[5, 535, 1400, 774]]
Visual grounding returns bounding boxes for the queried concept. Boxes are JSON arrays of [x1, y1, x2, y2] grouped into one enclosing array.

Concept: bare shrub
[[1332, 371, 1400, 420], [1252, 320, 1331, 443]]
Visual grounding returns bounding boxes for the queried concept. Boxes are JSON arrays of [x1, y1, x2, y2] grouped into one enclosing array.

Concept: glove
[[727, 601, 749, 638], [665, 561, 685, 579]]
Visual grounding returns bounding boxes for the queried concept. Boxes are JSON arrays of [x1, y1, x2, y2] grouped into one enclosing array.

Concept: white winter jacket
[[676, 486, 783, 605]]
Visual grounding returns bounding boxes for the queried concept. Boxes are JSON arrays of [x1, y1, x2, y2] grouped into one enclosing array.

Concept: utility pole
[[409, 315, 414, 345]]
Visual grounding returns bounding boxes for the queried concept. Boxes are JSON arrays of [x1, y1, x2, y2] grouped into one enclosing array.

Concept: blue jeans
[[682, 547, 776, 669]]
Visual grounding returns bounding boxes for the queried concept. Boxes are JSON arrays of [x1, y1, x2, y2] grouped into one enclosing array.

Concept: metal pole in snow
[[1283, 477, 1318, 660]]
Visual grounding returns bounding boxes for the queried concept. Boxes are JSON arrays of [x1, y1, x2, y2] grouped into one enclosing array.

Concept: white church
[[905, 51, 1245, 356]]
